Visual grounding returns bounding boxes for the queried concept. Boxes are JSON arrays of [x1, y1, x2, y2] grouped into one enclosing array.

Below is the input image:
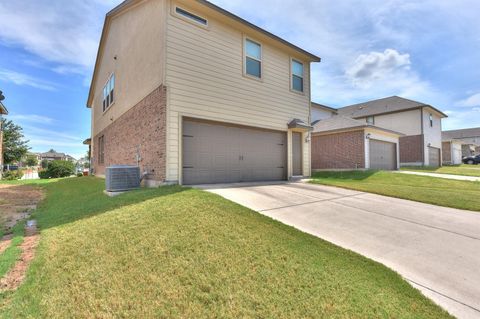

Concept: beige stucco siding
[[359, 109, 422, 136], [311, 107, 334, 122], [91, 0, 166, 138], [165, 1, 311, 182], [422, 107, 443, 165]]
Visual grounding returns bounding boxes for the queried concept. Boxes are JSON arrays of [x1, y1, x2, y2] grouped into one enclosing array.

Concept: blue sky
[[1, 0, 480, 159]]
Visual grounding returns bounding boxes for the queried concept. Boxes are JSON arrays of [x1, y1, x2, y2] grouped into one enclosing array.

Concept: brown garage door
[[182, 119, 287, 185], [428, 147, 441, 167], [369, 139, 397, 170]]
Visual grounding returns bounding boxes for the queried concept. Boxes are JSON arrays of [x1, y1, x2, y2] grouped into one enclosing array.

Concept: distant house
[[38, 151, 77, 163], [442, 127, 480, 158], [311, 115, 402, 171], [0, 101, 8, 178], [336, 96, 447, 167]]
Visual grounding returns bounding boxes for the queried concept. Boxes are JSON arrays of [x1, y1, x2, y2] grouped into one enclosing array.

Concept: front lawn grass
[[0, 177, 450, 318], [311, 170, 480, 211], [401, 165, 480, 177], [0, 222, 24, 278]]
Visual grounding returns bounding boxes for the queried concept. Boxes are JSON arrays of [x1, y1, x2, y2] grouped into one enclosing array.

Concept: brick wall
[[93, 85, 167, 184], [312, 130, 365, 169], [442, 141, 451, 164], [399, 134, 424, 164]]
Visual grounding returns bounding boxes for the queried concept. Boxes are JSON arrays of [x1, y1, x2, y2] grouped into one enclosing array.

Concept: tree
[[25, 154, 38, 167], [41, 159, 49, 169], [1, 119, 29, 164]]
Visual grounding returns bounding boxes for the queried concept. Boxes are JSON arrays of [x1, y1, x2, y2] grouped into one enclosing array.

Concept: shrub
[[77, 173, 83, 177], [38, 170, 50, 179], [2, 170, 24, 180], [40, 160, 75, 179]]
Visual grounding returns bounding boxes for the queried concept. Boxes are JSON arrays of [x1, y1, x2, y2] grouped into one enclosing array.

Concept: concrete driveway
[[201, 182, 480, 319]]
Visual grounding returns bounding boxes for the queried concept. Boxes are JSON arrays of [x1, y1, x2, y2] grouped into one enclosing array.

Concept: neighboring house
[[311, 102, 337, 124], [337, 96, 447, 167], [441, 139, 463, 165], [38, 151, 76, 163], [311, 115, 402, 171], [87, 0, 320, 186], [442, 127, 480, 157], [0, 101, 8, 178]]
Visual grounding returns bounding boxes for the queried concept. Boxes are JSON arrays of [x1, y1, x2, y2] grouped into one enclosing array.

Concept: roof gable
[[443, 127, 480, 139]]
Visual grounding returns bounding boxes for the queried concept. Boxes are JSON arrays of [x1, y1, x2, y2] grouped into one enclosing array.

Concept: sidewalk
[[395, 170, 480, 182]]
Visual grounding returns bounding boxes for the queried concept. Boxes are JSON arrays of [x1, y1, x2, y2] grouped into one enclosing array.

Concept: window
[[245, 39, 262, 78], [366, 116, 375, 125], [291, 59, 304, 92], [429, 114, 433, 127], [98, 135, 105, 165], [103, 74, 115, 112], [175, 7, 208, 26]]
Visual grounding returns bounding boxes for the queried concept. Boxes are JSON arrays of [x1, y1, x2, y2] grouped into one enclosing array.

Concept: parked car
[[462, 155, 480, 165]]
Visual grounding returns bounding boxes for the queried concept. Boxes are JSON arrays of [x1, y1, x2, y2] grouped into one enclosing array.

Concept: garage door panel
[[370, 140, 397, 170], [182, 119, 287, 185], [428, 147, 440, 167]]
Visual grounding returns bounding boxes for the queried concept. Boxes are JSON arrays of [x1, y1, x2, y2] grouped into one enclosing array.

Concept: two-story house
[[0, 101, 8, 178], [336, 96, 447, 167], [442, 127, 480, 158], [87, 0, 320, 186]]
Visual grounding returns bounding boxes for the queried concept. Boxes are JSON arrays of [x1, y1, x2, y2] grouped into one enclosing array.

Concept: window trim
[[243, 35, 263, 81], [102, 73, 115, 113], [290, 58, 305, 94], [172, 5, 209, 29]]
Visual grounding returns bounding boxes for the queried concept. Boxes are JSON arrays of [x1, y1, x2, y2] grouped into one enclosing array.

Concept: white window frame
[[290, 58, 305, 94], [243, 36, 263, 81], [172, 5, 209, 29], [102, 73, 115, 113]]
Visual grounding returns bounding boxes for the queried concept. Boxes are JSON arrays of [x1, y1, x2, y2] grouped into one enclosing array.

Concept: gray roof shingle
[[443, 127, 480, 140], [337, 96, 447, 118]]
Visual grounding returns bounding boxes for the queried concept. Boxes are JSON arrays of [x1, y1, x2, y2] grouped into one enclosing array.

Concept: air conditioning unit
[[105, 165, 141, 192]]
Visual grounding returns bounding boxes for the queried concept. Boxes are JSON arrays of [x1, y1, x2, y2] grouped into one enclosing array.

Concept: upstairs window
[[103, 73, 115, 112], [245, 39, 262, 78], [366, 116, 375, 125], [175, 7, 208, 26], [291, 59, 304, 92], [429, 114, 433, 127]]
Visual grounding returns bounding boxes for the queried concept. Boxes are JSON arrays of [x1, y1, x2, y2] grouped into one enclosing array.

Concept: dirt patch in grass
[[0, 222, 39, 291], [0, 185, 44, 231], [0, 235, 13, 255]]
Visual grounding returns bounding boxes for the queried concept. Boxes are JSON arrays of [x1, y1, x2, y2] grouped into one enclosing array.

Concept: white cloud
[[455, 93, 480, 108], [9, 114, 54, 124], [345, 49, 411, 87], [0, 69, 57, 90], [0, 0, 122, 74]]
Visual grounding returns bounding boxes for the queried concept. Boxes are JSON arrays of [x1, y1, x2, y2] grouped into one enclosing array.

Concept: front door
[[292, 132, 303, 176]]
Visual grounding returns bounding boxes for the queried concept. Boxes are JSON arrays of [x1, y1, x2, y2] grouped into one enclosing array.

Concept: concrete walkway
[[396, 170, 480, 182], [201, 182, 480, 319]]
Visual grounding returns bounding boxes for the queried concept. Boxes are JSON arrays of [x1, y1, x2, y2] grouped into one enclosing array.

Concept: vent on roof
[[105, 165, 140, 192]]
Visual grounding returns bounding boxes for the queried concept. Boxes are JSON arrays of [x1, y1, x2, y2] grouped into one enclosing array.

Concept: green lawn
[[401, 165, 480, 177], [0, 177, 450, 318], [311, 170, 480, 211]]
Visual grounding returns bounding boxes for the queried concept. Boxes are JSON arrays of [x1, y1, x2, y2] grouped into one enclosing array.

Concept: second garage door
[[182, 119, 287, 185], [428, 147, 441, 167], [369, 139, 397, 170]]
